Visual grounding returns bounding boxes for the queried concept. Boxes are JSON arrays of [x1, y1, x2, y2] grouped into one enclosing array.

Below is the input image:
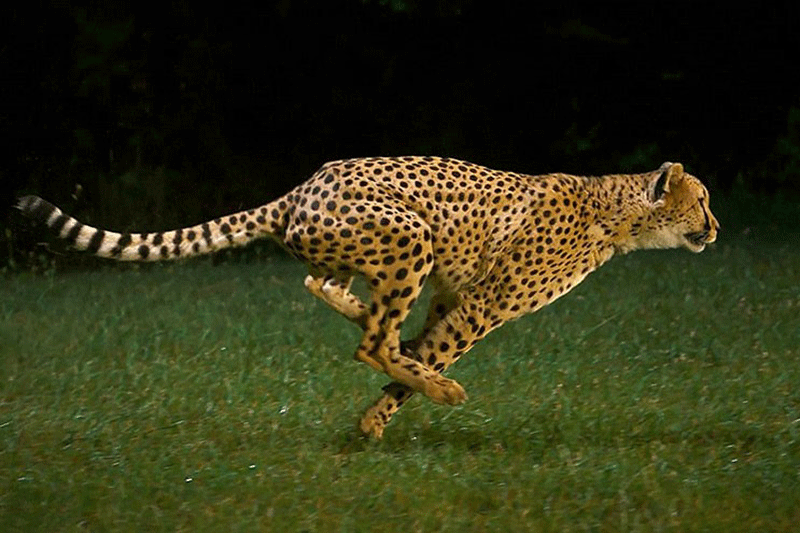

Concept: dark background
[[3, 1, 799, 266]]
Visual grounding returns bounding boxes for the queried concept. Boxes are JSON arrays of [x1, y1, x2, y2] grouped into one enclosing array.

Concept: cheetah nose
[[707, 212, 720, 243], [706, 221, 719, 243]]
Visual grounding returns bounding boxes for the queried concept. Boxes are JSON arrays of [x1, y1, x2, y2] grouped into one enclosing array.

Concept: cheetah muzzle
[[686, 230, 711, 249]]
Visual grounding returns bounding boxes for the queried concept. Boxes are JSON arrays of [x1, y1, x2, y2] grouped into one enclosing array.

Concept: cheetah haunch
[[17, 157, 718, 438]]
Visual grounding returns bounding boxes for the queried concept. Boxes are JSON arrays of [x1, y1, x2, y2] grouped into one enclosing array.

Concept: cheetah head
[[640, 162, 719, 253]]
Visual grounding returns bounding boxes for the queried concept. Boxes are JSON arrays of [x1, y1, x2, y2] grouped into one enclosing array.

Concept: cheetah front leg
[[359, 295, 499, 439]]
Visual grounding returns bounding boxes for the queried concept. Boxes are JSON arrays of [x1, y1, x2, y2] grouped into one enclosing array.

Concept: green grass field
[[2, 230, 799, 531]]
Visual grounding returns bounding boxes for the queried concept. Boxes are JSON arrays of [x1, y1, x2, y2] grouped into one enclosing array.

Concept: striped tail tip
[[17, 195, 59, 225]]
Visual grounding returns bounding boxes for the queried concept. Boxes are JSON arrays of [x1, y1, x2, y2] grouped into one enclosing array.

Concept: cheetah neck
[[580, 173, 652, 256]]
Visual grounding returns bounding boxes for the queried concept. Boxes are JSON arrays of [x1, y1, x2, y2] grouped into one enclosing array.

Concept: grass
[[2, 231, 799, 532]]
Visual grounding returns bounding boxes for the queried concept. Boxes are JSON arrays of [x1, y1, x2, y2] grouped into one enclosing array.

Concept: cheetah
[[17, 157, 719, 439]]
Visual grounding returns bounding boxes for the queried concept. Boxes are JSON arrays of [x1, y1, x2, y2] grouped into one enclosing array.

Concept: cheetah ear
[[649, 162, 684, 204]]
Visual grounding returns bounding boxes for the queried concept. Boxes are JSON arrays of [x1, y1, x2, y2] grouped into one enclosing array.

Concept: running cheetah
[[17, 157, 719, 438]]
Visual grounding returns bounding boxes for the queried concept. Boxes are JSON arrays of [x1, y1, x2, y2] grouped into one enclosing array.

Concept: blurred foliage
[[770, 105, 800, 187]]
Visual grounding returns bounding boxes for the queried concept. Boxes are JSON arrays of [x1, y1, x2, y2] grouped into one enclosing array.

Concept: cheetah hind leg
[[304, 273, 383, 374], [358, 290, 461, 438], [304, 274, 368, 328], [303, 274, 419, 439], [360, 296, 495, 439], [305, 274, 421, 359], [303, 273, 434, 378]]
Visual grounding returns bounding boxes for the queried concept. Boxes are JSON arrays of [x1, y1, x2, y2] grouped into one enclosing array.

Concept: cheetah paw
[[304, 275, 323, 293], [425, 376, 468, 405], [358, 408, 385, 440]]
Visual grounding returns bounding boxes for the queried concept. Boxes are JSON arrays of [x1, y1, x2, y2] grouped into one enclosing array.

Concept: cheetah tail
[[15, 195, 289, 261]]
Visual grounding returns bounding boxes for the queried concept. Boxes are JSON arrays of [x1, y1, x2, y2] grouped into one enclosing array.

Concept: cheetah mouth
[[684, 230, 710, 250]]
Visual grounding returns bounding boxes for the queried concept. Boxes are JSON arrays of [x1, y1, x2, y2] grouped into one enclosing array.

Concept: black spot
[[221, 223, 231, 234], [395, 268, 408, 280], [160, 245, 169, 258], [117, 233, 132, 249], [187, 230, 196, 242], [411, 243, 423, 256], [138, 244, 150, 259], [173, 229, 183, 244], [152, 233, 163, 245]]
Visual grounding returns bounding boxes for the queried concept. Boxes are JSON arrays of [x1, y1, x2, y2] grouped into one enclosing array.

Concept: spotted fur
[[17, 157, 718, 438]]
